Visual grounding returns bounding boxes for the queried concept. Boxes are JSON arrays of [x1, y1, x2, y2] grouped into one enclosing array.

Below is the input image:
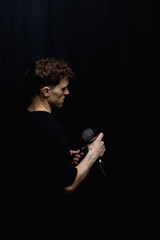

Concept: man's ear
[[41, 86, 50, 98]]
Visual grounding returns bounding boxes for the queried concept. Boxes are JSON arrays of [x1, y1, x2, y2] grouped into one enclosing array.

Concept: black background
[[0, 0, 159, 237]]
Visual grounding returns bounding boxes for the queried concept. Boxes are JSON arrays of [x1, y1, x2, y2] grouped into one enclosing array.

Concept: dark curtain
[[0, 0, 159, 237]]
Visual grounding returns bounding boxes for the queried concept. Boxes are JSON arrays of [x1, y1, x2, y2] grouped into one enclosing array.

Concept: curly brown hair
[[26, 57, 74, 96]]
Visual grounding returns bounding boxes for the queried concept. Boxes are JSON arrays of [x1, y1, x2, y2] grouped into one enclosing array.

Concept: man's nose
[[64, 88, 69, 95]]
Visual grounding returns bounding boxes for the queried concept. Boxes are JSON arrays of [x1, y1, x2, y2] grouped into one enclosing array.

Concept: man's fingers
[[97, 132, 104, 140]]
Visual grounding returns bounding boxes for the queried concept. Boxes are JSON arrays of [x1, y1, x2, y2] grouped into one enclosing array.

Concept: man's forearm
[[63, 151, 97, 195]]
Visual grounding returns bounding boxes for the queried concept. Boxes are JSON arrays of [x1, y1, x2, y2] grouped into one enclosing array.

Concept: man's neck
[[27, 95, 51, 113]]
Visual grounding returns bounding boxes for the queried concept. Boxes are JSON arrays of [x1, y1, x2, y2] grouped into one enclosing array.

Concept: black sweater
[[5, 110, 77, 226]]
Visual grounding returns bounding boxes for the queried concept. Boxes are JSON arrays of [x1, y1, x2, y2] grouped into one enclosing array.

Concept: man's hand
[[70, 150, 84, 165]]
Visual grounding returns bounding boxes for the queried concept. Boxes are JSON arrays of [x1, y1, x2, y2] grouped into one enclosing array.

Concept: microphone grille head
[[82, 128, 94, 141]]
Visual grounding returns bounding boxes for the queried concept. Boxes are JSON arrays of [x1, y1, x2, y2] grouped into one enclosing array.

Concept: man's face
[[48, 77, 69, 108]]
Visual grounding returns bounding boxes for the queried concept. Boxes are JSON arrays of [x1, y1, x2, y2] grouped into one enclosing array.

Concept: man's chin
[[59, 103, 63, 108], [51, 103, 63, 109]]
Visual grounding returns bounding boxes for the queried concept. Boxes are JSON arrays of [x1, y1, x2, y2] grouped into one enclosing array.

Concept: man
[[9, 57, 106, 233]]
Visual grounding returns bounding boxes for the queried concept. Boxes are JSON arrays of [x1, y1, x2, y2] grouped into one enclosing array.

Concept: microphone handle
[[81, 145, 87, 151]]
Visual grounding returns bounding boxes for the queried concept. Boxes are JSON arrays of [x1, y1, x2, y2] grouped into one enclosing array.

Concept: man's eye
[[62, 87, 68, 91]]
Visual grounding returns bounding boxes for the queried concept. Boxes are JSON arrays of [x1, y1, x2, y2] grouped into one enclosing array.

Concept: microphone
[[82, 127, 99, 143], [81, 127, 106, 178]]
